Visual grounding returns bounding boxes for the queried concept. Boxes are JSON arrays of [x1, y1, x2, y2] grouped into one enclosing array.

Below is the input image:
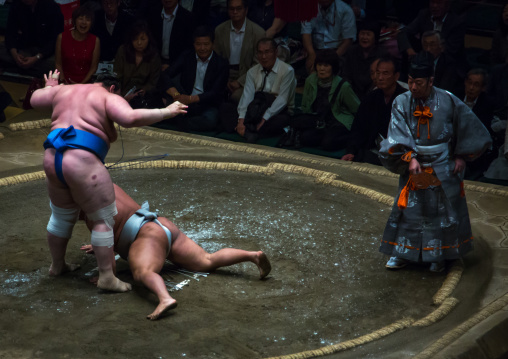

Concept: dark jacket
[[91, 9, 134, 62], [433, 53, 462, 96], [397, 9, 466, 60], [146, 5, 196, 64], [346, 83, 407, 159], [5, 0, 63, 59], [161, 50, 229, 107]]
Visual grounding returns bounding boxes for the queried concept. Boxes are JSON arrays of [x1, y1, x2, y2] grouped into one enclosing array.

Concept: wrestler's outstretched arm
[[104, 94, 188, 128], [30, 70, 63, 110]]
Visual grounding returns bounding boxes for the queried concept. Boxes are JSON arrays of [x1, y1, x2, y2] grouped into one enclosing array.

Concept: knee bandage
[[47, 202, 80, 238], [87, 201, 117, 229], [87, 201, 117, 248], [91, 230, 114, 248]]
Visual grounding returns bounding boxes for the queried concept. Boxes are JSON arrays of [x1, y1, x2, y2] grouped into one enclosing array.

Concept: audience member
[[91, 0, 134, 63], [145, 0, 196, 67], [482, 122, 508, 186], [214, 0, 265, 102], [179, 0, 212, 26], [487, 59, 508, 122], [458, 68, 497, 180], [158, 26, 229, 132], [421, 30, 461, 95], [248, 0, 287, 38], [301, 0, 357, 74], [221, 38, 296, 142], [286, 49, 359, 151], [342, 56, 407, 165], [397, 0, 466, 66], [0, 0, 64, 77], [343, 21, 386, 101], [491, 1, 508, 66], [114, 20, 162, 109], [56, 4, 100, 84]]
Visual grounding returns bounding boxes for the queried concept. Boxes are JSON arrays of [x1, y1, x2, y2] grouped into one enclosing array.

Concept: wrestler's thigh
[[62, 150, 115, 213], [44, 150, 76, 208], [168, 230, 209, 271], [128, 236, 167, 274]]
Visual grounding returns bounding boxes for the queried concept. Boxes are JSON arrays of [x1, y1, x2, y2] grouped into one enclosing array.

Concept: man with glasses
[[301, 0, 356, 74], [214, 0, 265, 102], [221, 38, 295, 142]]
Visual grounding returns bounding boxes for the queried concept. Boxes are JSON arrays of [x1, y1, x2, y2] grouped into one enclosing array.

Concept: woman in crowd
[[55, 4, 100, 84], [343, 21, 386, 101], [114, 20, 162, 109], [282, 49, 359, 151]]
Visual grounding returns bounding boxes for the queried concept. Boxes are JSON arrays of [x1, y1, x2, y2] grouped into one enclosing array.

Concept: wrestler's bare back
[[32, 81, 186, 212]]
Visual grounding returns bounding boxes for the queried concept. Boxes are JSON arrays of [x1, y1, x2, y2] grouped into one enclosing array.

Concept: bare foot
[[255, 251, 271, 279], [147, 298, 178, 321], [49, 262, 80, 276], [97, 274, 132, 292]]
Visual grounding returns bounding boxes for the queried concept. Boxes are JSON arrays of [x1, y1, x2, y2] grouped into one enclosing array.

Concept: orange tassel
[[397, 179, 410, 210], [401, 151, 413, 162], [460, 181, 465, 197]]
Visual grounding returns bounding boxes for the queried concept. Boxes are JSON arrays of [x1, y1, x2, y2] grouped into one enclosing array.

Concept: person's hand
[[341, 154, 355, 161], [266, 27, 277, 39], [164, 101, 188, 118], [407, 48, 417, 59], [453, 156, 466, 174], [408, 157, 421, 175], [125, 89, 143, 102], [236, 118, 246, 136], [20, 55, 38, 69], [178, 94, 193, 105], [44, 70, 60, 87], [256, 118, 266, 131], [306, 53, 316, 74], [80, 244, 94, 254], [11, 50, 24, 67], [351, 5, 361, 17], [227, 80, 241, 93]]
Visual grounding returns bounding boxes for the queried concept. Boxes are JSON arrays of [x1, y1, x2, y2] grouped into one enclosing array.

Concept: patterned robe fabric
[[378, 87, 492, 262]]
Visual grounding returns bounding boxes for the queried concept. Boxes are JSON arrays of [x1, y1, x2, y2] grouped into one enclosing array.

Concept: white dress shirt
[[105, 15, 117, 36], [192, 53, 213, 96], [229, 20, 246, 65], [161, 5, 178, 60], [301, 0, 357, 50], [238, 58, 296, 120]]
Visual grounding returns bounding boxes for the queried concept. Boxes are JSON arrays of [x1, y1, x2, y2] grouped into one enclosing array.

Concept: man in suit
[[214, 0, 265, 102], [0, 0, 64, 77], [146, 0, 196, 68], [91, 0, 134, 62], [158, 26, 229, 132]]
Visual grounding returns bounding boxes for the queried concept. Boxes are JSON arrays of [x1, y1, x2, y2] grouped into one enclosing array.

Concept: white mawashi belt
[[117, 201, 172, 260]]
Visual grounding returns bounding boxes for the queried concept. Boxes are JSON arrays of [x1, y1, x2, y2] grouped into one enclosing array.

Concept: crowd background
[[0, 0, 507, 185]]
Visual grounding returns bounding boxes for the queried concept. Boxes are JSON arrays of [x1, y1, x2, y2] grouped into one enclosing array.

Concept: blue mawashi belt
[[43, 126, 109, 187]]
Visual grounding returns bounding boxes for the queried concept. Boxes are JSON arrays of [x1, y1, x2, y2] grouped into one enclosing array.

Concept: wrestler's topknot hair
[[93, 71, 121, 92]]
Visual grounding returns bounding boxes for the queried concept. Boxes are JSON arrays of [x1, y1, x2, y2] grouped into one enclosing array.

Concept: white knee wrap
[[91, 230, 114, 248], [47, 201, 80, 238], [87, 201, 118, 230]]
